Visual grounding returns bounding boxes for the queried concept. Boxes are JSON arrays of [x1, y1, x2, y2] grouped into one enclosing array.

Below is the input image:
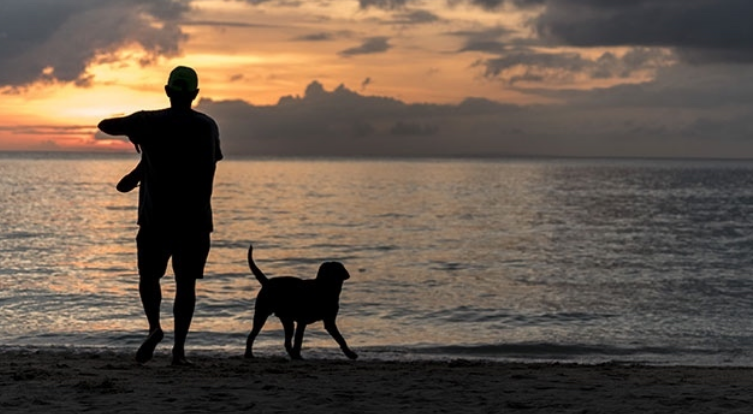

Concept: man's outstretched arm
[[98, 116, 132, 136], [98, 113, 144, 152]]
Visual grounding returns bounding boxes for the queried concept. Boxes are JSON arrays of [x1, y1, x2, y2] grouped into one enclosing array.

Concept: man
[[98, 66, 223, 365]]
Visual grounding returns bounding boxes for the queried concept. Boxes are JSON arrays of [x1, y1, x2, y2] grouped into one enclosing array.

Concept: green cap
[[166, 66, 198, 93]]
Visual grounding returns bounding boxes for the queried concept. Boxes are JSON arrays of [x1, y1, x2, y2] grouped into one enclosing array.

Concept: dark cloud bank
[[197, 81, 523, 157], [196, 78, 753, 159], [479, 0, 753, 64]]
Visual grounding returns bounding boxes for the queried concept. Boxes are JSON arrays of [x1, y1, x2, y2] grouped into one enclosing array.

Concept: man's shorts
[[136, 227, 210, 281]]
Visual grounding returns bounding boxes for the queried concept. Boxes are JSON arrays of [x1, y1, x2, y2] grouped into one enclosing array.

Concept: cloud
[[0, 124, 95, 136], [464, 0, 506, 10], [182, 20, 277, 28], [527, 0, 753, 64], [293, 31, 353, 42], [359, 0, 412, 10], [390, 121, 439, 136], [453, 0, 753, 64], [295, 32, 335, 42], [450, 24, 676, 85], [232, 0, 277, 5], [216, 0, 306, 8], [94, 129, 127, 142], [0, 0, 190, 89], [386, 9, 441, 25], [339, 37, 392, 56], [361, 77, 372, 90], [453, 0, 544, 11], [537, 63, 753, 110], [37, 140, 62, 150], [475, 48, 675, 84], [450, 27, 518, 54]]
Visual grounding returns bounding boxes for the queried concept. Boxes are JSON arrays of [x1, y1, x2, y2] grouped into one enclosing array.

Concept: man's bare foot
[[135, 328, 164, 364], [171, 355, 195, 366]]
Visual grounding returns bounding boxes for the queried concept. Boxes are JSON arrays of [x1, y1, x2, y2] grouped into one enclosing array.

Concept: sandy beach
[[1, 349, 751, 413]]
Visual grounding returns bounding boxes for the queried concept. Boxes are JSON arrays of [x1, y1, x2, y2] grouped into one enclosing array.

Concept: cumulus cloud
[[0, 0, 190, 89], [196, 80, 527, 157]]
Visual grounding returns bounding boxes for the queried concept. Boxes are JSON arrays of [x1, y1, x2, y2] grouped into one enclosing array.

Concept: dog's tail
[[248, 244, 268, 286]]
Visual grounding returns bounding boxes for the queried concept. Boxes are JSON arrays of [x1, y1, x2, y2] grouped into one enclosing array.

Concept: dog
[[244, 244, 358, 360]]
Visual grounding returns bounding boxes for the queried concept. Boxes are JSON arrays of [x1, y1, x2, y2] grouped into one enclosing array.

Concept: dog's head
[[316, 261, 351, 284]]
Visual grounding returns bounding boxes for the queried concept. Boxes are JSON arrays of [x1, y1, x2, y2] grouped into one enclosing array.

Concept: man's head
[[165, 66, 199, 106]]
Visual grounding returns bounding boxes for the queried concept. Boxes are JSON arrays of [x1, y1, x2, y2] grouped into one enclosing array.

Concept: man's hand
[[116, 173, 140, 193]]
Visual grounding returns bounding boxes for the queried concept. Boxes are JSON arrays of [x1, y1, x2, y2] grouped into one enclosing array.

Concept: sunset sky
[[3, 0, 753, 157]]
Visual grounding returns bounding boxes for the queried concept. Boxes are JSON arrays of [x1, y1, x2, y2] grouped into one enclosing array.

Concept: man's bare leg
[[136, 277, 164, 364], [172, 277, 196, 366]]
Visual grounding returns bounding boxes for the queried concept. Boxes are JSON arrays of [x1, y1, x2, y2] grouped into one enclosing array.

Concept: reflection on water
[[3, 154, 753, 364]]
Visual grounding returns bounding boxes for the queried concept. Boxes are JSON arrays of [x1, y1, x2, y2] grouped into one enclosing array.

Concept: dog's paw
[[344, 349, 358, 360]]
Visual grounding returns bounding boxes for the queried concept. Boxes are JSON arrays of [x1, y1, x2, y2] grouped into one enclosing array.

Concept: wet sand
[[1, 348, 752, 413]]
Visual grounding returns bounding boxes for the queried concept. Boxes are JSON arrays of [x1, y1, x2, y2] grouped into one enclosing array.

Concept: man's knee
[[139, 275, 162, 288], [174, 277, 197, 298]]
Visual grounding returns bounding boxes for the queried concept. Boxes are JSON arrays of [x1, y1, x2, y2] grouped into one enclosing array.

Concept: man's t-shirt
[[121, 108, 223, 232]]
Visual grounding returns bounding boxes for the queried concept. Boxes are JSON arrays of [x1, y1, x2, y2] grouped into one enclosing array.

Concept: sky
[[3, 0, 753, 158]]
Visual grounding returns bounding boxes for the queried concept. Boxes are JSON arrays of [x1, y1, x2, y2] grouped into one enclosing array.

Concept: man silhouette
[[98, 66, 223, 365]]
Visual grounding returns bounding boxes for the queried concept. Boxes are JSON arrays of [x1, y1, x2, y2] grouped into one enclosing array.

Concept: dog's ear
[[317, 262, 350, 282]]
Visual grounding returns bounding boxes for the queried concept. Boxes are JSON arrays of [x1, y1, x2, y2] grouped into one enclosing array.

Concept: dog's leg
[[244, 311, 269, 359], [324, 318, 358, 360], [281, 317, 297, 359], [292, 323, 306, 360]]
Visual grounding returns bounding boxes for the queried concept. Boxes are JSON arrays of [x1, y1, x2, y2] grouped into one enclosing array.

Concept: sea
[[3, 152, 753, 366]]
